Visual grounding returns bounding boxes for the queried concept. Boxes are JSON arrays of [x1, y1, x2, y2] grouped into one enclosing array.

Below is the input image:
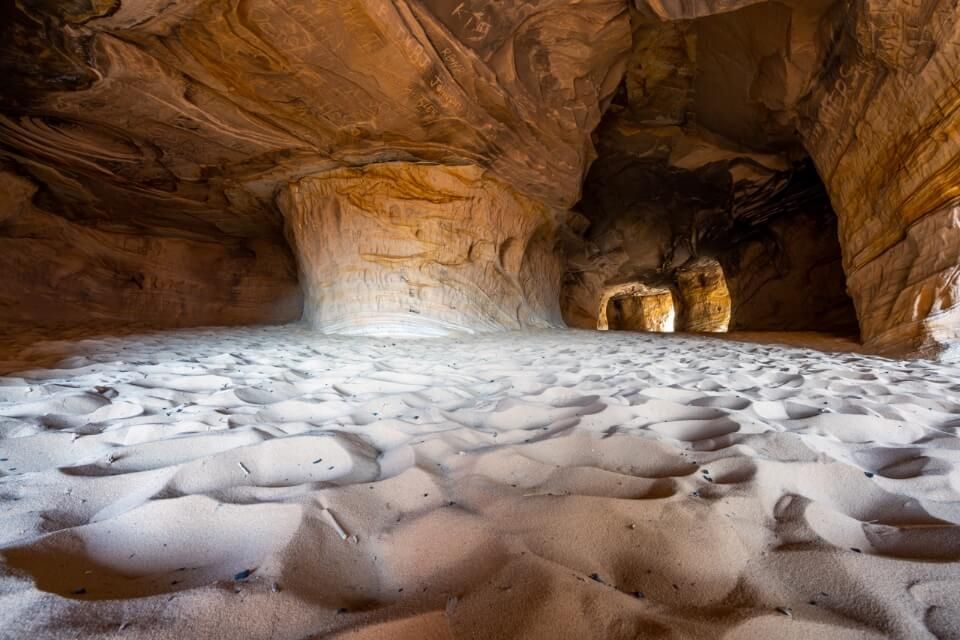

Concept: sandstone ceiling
[[0, 0, 628, 236], [2, 0, 959, 358]]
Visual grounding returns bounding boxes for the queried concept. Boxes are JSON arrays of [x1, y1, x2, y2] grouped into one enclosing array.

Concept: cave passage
[[605, 290, 677, 333]]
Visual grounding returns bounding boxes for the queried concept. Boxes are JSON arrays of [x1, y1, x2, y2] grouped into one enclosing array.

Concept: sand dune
[[1, 326, 959, 639]]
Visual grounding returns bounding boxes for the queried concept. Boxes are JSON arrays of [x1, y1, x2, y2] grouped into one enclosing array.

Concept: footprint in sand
[[648, 417, 741, 442], [0, 496, 301, 599]]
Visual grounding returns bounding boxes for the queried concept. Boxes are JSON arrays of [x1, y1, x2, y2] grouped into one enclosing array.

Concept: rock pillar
[[280, 163, 564, 336], [676, 258, 731, 333]]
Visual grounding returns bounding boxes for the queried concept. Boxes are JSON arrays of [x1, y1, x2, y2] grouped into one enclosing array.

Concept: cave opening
[[557, 0, 869, 341], [598, 284, 676, 332], [561, 5, 860, 339], [563, 133, 858, 337], [605, 290, 677, 333]]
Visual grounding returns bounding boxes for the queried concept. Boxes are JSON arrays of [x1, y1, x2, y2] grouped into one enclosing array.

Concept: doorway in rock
[[598, 285, 676, 333]]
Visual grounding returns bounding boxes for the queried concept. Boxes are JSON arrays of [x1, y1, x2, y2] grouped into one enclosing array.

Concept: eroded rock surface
[[0, 0, 629, 216], [799, 0, 960, 358], [0, 170, 301, 329], [676, 258, 731, 333], [606, 290, 676, 332], [0, 0, 630, 334], [280, 163, 563, 335]]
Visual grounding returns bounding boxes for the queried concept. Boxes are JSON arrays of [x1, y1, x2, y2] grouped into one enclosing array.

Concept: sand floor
[[0, 325, 959, 639]]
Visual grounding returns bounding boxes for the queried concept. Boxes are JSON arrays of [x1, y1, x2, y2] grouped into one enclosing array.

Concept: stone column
[[279, 163, 564, 336], [676, 258, 731, 332]]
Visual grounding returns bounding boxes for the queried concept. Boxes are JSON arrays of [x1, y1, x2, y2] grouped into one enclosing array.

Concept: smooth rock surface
[[606, 290, 677, 332], [675, 258, 731, 333]]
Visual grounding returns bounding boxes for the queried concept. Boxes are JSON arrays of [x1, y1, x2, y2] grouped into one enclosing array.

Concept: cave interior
[[2, 2, 960, 638], [3, 0, 955, 358]]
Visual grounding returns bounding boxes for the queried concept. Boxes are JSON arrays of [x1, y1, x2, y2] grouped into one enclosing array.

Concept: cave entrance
[[598, 284, 676, 333]]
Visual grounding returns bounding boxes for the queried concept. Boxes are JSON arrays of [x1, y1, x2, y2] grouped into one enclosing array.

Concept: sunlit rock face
[[280, 163, 563, 336], [606, 291, 676, 332], [799, 0, 960, 359], [676, 259, 731, 333]]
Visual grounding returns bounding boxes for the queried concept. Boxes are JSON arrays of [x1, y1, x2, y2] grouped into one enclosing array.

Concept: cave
[[600, 284, 677, 332], [607, 290, 677, 333], [2, 1, 960, 639]]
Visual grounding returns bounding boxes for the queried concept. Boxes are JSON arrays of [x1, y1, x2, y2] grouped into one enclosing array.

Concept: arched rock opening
[[595, 259, 732, 334], [597, 283, 676, 332], [561, 2, 860, 343]]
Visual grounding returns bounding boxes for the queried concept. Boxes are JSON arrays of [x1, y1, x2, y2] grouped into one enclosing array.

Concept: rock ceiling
[[1, 0, 959, 358], [0, 0, 628, 236], [0, 0, 834, 231]]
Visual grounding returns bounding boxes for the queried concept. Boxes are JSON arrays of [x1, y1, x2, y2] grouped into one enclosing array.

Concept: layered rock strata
[[280, 163, 563, 336], [606, 291, 676, 332], [675, 258, 731, 333], [2, 0, 959, 356], [799, 0, 960, 359], [0, 0, 631, 334], [0, 171, 301, 328]]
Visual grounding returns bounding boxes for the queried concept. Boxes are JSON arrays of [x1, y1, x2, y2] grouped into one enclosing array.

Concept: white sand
[[0, 325, 958, 639]]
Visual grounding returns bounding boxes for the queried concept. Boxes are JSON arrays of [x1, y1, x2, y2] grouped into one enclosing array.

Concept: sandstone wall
[[719, 211, 858, 333], [0, 171, 302, 329], [608, 291, 676, 332], [675, 258, 731, 332], [0, 0, 631, 335], [800, 0, 960, 358], [279, 163, 563, 336]]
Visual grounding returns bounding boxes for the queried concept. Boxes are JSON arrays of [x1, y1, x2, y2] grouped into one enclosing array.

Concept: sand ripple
[[1, 326, 959, 639]]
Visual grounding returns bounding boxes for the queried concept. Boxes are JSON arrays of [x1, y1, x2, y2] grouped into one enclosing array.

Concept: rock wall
[[675, 258, 731, 332], [608, 291, 676, 332], [799, 0, 960, 359], [279, 163, 563, 336], [719, 211, 858, 333], [0, 171, 302, 329], [0, 0, 631, 334], [3, 0, 958, 353], [0, 0, 630, 221]]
